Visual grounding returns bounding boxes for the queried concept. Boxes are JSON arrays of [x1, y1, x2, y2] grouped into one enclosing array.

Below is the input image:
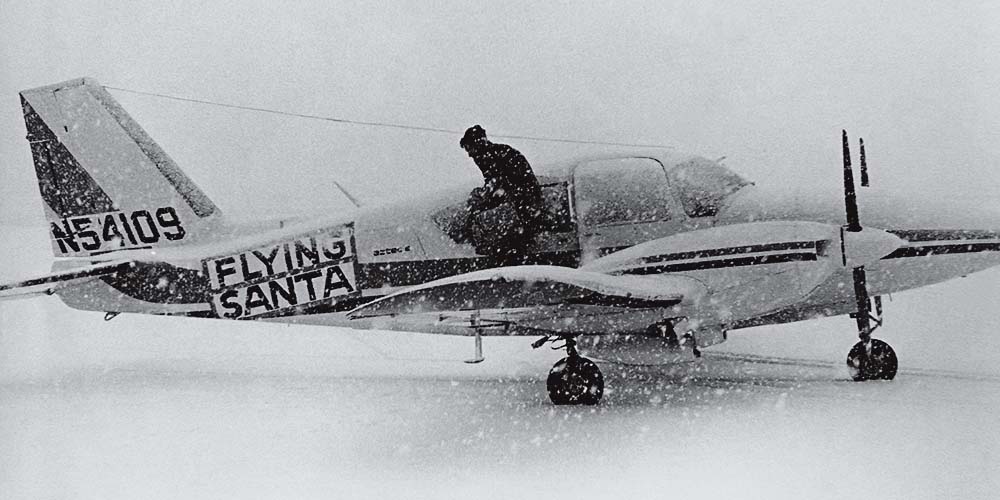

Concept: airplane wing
[[343, 220, 905, 338], [0, 259, 133, 300], [346, 265, 708, 336]]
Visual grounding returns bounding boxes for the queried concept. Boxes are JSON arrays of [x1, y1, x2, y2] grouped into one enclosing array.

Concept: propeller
[[842, 130, 872, 344]]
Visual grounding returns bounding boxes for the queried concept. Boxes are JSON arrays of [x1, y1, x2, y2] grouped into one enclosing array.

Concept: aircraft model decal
[[5, 77, 1000, 406], [372, 245, 412, 257]]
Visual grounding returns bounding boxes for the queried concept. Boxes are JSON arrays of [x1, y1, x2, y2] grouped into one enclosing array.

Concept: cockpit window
[[667, 158, 751, 217], [575, 158, 673, 227]]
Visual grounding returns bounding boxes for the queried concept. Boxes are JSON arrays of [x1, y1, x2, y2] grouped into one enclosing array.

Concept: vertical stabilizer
[[20, 78, 222, 257]]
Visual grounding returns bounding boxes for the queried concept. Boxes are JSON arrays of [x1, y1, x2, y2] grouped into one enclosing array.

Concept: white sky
[[2, 0, 999, 222]]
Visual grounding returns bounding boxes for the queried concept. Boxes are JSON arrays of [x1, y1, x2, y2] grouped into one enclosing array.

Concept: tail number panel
[[204, 224, 359, 320], [49, 207, 186, 256]]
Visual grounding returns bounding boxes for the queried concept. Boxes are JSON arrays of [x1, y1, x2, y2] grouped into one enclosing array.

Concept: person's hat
[[460, 125, 487, 148]]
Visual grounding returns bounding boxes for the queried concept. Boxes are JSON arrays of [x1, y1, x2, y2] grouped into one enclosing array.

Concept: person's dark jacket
[[469, 142, 544, 224]]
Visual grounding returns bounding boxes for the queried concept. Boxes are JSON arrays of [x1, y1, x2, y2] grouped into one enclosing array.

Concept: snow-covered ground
[[2, 225, 999, 499]]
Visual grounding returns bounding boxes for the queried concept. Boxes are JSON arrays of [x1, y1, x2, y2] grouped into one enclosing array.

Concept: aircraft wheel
[[847, 338, 898, 381], [547, 356, 604, 405]]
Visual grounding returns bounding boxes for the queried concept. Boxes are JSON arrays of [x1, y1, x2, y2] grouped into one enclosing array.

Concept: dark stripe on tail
[[100, 263, 210, 304], [21, 96, 116, 217]]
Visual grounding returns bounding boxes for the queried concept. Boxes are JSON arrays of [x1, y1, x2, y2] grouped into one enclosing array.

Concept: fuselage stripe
[[623, 252, 819, 275], [887, 229, 1000, 242], [638, 240, 819, 265], [883, 241, 1000, 259]]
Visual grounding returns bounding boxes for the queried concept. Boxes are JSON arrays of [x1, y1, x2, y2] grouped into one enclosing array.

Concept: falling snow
[[2, 225, 999, 499]]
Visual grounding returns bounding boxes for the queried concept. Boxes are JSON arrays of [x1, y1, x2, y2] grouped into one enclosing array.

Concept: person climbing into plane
[[460, 125, 544, 252]]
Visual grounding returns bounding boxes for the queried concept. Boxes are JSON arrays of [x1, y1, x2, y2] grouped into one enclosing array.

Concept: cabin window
[[668, 158, 751, 217], [575, 158, 673, 227]]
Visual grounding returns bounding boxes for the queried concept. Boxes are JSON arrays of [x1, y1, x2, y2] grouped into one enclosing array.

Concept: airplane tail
[[17, 77, 232, 316], [19, 77, 224, 258]]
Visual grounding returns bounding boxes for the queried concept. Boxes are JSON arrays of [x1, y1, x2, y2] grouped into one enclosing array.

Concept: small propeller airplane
[[3, 78, 1000, 405]]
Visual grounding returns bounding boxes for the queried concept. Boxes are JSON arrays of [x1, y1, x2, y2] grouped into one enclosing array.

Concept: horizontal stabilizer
[[0, 260, 133, 301]]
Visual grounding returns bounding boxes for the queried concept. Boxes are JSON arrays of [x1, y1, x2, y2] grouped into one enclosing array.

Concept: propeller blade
[[859, 137, 869, 187], [842, 131, 873, 340], [842, 130, 862, 232]]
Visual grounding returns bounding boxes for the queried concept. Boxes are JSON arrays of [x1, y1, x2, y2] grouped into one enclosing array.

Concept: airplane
[[3, 77, 1000, 405]]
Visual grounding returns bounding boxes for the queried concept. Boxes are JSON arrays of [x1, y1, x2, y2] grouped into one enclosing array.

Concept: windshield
[[667, 158, 752, 217]]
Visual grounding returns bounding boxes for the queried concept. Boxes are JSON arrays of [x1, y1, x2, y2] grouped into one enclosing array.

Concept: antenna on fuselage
[[333, 181, 363, 208]]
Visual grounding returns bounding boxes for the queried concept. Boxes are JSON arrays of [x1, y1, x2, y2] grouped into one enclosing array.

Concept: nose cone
[[719, 185, 1000, 233]]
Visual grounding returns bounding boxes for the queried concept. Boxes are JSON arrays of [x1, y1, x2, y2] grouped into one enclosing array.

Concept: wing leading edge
[[345, 265, 706, 336]]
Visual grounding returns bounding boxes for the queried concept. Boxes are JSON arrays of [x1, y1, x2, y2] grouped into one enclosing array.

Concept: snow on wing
[[347, 265, 705, 318]]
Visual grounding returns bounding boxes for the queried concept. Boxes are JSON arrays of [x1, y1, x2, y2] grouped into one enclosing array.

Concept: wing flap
[[0, 260, 132, 300]]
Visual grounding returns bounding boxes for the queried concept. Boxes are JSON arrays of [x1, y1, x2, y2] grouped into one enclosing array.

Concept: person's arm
[[478, 177, 505, 209]]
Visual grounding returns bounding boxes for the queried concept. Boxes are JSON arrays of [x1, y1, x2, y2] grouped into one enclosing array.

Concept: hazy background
[[2, 0, 999, 223], [3, 4, 1000, 497]]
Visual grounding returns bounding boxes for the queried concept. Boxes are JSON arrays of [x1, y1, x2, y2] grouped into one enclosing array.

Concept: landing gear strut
[[537, 336, 604, 405]]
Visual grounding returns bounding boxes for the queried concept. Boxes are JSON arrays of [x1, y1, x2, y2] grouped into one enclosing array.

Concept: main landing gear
[[534, 336, 604, 405]]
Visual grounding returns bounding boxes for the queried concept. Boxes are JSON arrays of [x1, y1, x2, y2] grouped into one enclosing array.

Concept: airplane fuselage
[[186, 152, 1000, 332], [54, 150, 1000, 338]]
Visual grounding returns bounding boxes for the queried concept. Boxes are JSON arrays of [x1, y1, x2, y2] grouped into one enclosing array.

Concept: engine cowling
[[581, 220, 904, 325]]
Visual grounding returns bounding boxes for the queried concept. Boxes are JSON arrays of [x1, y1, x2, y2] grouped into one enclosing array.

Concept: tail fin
[[20, 77, 223, 257]]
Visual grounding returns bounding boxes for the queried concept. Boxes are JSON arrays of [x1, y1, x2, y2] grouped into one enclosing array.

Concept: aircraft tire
[[847, 338, 898, 381], [547, 356, 604, 405]]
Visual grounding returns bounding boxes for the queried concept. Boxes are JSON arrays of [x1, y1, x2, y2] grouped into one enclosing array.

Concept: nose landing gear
[[844, 273, 898, 382], [535, 336, 604, 405], [847, 338, 898, 381]]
